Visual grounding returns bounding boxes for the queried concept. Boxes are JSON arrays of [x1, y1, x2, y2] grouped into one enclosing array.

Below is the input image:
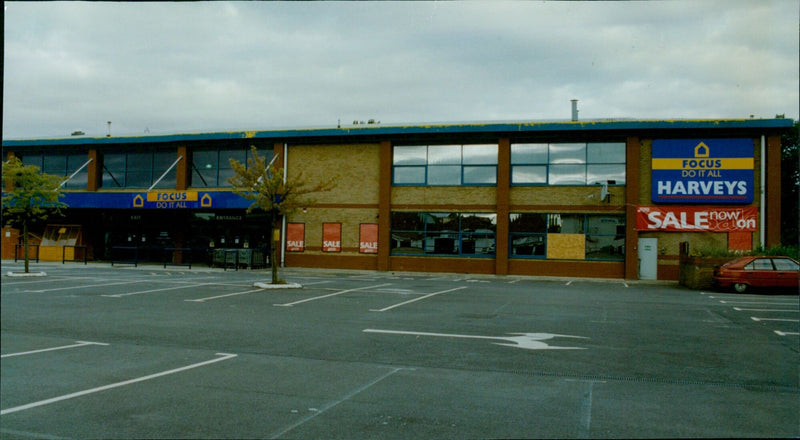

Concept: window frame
[[392, 144, 498, 187], [510, 142, 626, 186], [390, 212, 497, 257]]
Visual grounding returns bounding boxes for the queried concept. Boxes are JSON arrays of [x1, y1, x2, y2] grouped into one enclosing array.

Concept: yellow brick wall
[[285, 143, 380, 205]]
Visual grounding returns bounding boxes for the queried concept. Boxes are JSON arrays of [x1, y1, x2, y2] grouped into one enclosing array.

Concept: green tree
[[781, 119, 799, 246], [228, 147, 336, 284], [2, 157, 67, 273]]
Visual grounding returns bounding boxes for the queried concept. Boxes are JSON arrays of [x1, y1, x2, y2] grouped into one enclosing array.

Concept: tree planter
[[679, 255, 730, 290]]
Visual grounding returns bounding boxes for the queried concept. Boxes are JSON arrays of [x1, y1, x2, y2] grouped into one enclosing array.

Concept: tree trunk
[[271, 218, 279, 284], [23, 220, 30, 273]]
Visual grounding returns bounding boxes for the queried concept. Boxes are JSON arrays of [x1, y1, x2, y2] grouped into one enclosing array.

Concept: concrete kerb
[[0, 259, 677, 287], [6, 271, 47, 277]]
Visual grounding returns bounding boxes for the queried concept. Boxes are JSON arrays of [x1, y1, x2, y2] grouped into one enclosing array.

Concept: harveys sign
[[636, 206, 757, 232], [651, 138, 754, 204]]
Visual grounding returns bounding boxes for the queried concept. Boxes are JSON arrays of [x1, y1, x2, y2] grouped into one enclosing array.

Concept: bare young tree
[[228, 147, 336, 284]]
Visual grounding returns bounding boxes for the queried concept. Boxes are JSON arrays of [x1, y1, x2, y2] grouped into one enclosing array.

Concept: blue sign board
[[651, 138, 754, 204], [61, 191, 253, 209]]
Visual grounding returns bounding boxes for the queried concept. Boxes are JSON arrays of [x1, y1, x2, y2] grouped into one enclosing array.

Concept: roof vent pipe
[[571, 99, 579, 121]]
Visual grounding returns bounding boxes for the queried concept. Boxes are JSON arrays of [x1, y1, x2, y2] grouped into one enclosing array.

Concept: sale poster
[[323, 223, 342, 252], [286, 223, 305, 252], [359, 224, 378, 254]]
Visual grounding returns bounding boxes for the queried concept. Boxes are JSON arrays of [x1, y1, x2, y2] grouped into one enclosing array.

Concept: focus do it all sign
[[651, 138, 754, 204]]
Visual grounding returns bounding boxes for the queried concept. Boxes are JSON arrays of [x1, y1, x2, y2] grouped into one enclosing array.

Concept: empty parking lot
[[1, 261, 798, 439]]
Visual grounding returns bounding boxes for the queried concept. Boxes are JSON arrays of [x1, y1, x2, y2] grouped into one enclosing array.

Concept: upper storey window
[[21, 151, 89, 189], [101, 149, 176, 189], [393, 144, 498, 186], [511, 142, 625, 186], [190, 145, 271, 188]]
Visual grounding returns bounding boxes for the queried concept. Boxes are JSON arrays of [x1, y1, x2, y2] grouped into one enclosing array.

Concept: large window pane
[[393, 146, 427, 165], [427, 165, 461, 185], [549, 164, 586, 185], [391, 212, 425, 231], [511, 143, 547, 164], [511, 165, 546, 184], [587, 142, 625, 163], [391, 231, 424, 255], [192, 150, 218, 187], [549, 143, 585, 164], [102, 153, 126, 188], [463, 144, 497, 164], [42, 154, 67, 175], [393, 166, 426, 184], [510, 213, 547, 233], [587, 164, 626, 185], [65, 154, 89, 189], [125, 170, 151, 188], [428, 145, 461, 165], [549, 214, 584, 233], [463, 166, 496, 184], [425, 213, 459, 232], [21, 154, 43, 168]]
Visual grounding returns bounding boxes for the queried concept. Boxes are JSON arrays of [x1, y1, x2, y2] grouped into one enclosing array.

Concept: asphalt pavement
[[1, 260, 798, 439]]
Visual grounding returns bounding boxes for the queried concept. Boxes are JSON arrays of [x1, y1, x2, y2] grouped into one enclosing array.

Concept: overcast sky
[[3, 1, 798, 139]]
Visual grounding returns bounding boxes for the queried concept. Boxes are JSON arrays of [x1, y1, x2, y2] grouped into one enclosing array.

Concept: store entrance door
[[638, 238, 658, 280]]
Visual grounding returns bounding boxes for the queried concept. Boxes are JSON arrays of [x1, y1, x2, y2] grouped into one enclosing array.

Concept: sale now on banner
[[636, 206, 758, 232]]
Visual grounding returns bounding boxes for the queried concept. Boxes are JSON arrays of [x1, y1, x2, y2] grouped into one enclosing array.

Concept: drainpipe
[[281, 143, 288, 268], [760, 135, 765, 248]]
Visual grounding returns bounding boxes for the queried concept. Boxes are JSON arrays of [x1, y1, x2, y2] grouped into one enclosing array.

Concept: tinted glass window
[[772, 258, 799, 271], [549, 143, 585, 164]]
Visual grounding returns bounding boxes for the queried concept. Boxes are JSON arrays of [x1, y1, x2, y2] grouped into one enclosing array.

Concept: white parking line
[[0, 353, 237, 416], [102, 283, 211, 298], [273, 283, 392, 307], [185, 289, 265, 303], [267, 367, 403, 439], [733, 307, 799, 312], [721, 300, 798, 305], [751, 317, 799, 322], [25, 280, 146, 293], [774, 330, 800, 336], [1, 341, 109, 358], [370, 286, 467, 312]]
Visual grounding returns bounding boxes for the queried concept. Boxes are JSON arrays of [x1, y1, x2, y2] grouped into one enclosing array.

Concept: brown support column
[[495, 138, 510, 275], [5, 151, 17, 191], [176, 145, 189, 191], [766, 135, 782, 247], [87, 149, 100, 191], [624, 136, 640, 280], [377, 141, 392, 271]]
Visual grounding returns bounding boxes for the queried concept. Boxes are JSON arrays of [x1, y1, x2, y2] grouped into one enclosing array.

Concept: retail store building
[[2, 118, 792, 279]]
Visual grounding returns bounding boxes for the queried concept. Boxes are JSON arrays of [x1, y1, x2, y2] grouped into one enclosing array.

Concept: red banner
[[636, 206, 758, 232], [322, 223, 341, 252], [285, 223, 305, 252], [359, 224, 378, 254]]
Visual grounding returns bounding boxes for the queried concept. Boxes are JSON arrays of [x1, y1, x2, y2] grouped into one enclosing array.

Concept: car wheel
[[733, 283, 748, 293]]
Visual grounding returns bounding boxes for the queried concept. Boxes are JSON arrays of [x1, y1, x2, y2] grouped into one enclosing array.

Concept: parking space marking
[[1, 341, 109, 358], [24, 279, 148, 293], [102, 283, 212, 298], [273, 283, 392, 307], [720, 300, 798, 305], [0, 352, 237, 416], [363, 329, 588, 350], [775, 330, 800, 336], [370, 286, 467, 312], [751, 317, 799, 322], [267, 367, 404, 439], [733, 307, 798, 312], [185, 289, 265, 303]]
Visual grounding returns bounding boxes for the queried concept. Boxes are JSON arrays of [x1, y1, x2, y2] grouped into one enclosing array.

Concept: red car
[[713, 256, 799, 293]]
